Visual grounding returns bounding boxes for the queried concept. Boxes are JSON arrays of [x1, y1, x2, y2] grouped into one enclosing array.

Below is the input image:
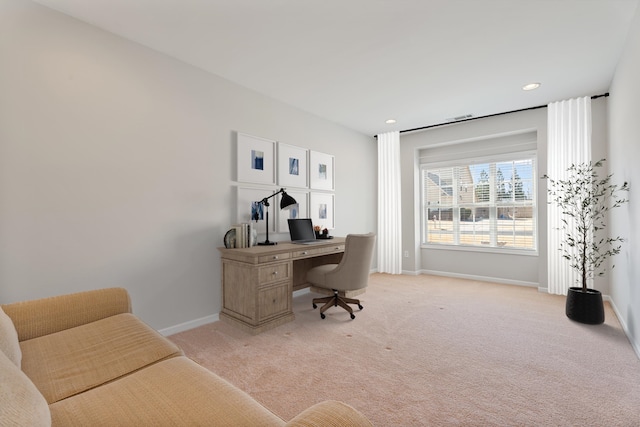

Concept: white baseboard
[[293, 288, 310, 298], [158, 282, 343, 335], [419, 269, 539, 288], [607, 297, 640, 360], [159, 314, 219, 337], [401, 269, 420, 276]]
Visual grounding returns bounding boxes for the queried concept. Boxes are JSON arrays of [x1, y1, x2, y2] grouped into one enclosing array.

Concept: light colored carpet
[[169, 274, 640, 426]]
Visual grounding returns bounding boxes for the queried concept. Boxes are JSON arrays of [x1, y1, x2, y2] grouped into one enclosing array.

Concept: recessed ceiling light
[[522, 82, 541, 91], [385, 119, 396, 124]]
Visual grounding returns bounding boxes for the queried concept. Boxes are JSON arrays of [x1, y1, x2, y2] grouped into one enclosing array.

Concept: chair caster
[[313, 303, 317, 309], [358, 304, 363, 310], [350, 313, 355, 320], [320, 313, 326, 319]]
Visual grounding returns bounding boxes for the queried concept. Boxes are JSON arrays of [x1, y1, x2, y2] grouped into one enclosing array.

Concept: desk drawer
[[258, 282, 291, 321], [292, 247, 325, 258], [258, 262, 290, 284], [292, 244, 345, 258], [258, 252, 291, 264], [322, 244, 345, 254]]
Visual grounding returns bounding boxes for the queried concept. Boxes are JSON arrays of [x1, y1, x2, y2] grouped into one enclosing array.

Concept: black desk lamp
[[253, 188, 297, 245]]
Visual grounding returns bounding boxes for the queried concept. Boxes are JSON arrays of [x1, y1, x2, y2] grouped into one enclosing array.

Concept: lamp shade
[[280, 191, 297, 210]]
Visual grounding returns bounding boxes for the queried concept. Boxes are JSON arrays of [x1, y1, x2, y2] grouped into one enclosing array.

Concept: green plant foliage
[[475, 169, 490, 202], [543, 159, 629, 291]]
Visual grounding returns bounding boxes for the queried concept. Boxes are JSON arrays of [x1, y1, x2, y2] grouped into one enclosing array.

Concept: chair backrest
[[326, 233, 376, 291]]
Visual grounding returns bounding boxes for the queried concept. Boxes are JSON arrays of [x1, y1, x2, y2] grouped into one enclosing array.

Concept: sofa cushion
[[0, 350, 51, 426], [285, 400, 373, 427], [20, 313, 183, 404], [50, 356, 286, 427], [0, 305, 21, 367], [2, 287, 132, 342]]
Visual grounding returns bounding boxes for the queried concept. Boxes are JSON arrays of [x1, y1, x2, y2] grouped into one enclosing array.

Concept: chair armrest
[[1, 288, 131, 342], [285, 400, 373, 427]]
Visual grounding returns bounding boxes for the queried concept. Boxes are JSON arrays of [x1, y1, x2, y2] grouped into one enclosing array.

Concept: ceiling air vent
[[446, 114, 474, 122]]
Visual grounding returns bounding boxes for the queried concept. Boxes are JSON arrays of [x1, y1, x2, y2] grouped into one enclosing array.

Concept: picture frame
[[309, 150, 334, 190], [237, 133, 276, 185], [276, 190, 309, 233], [310, 192, 335, 230], [236, 187, 277, 234], [277, 143, 308, 188]]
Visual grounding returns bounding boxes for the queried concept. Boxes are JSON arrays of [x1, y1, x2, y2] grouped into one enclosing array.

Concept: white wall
[[0, 0, 377, 332], [608, 4, 640, 356], [399, 98, 609, 289]]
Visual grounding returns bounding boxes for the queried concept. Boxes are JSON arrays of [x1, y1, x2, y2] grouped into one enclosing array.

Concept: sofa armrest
[[1, 288, 131, 342], [285, 400, 373, 427]]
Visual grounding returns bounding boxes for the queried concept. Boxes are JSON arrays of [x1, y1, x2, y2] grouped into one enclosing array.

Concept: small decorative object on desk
[[316, 227, 333, 239], [223, 229, 236, 249], [224, 223, 257, 248]]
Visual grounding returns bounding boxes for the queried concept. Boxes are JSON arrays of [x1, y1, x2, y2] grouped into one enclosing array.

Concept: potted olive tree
[[544, 159, 629, 324]]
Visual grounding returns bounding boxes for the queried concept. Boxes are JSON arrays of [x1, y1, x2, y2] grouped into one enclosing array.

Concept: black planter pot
[[565, 287, 604, 325]]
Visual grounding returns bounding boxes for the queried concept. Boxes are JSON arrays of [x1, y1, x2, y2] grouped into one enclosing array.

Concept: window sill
[[421, 243, 538, 257]]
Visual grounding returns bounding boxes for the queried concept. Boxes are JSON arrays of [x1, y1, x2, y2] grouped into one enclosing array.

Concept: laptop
[[287, 218, 322, 244]]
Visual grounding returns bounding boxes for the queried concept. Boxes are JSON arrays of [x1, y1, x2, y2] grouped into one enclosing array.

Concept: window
[[422, 154, 536, 251]]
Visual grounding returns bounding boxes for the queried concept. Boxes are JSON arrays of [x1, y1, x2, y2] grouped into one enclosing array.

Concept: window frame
[[420, 151, 538, 255]]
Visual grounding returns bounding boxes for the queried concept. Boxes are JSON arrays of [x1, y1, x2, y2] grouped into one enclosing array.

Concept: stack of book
[[224, 223, 256, 248]]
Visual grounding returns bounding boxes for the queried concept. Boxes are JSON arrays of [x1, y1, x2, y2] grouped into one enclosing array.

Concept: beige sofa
[[0, 288, 372, 426]]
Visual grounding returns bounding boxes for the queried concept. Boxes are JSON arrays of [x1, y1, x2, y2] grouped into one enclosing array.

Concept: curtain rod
[[375, 93, 609, 137]]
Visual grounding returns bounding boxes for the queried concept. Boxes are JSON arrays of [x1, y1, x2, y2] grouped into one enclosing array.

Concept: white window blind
[[422, 154, 537, 251]]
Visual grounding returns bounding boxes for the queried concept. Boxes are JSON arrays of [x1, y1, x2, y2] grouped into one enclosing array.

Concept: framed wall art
[[236, 187, 277, 234], [237, 133, 275, 185], [309, 150, 334, 190], [276, 190, 309, 233], [310, 192, 334, 230], [277, 143, 308, 188]]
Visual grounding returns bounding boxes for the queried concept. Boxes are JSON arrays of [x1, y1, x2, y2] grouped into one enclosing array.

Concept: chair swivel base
[[312, 290, 363, 319]]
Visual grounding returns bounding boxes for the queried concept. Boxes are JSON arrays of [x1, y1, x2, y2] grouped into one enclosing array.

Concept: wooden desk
[[218, 238, 345, 334]]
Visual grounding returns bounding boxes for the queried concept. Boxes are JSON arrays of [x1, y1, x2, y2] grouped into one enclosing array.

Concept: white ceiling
[[32, 0, 639, 136]]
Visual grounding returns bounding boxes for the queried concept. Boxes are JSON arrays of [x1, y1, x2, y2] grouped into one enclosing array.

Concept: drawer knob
[[272, 255, 279, 260], [273, 271, 278, 275], [302, 251, 308, 255]]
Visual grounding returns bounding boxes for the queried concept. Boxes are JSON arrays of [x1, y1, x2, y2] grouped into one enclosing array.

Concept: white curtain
[[377, 131, 402, 274], [547, 97, 592, 295]]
